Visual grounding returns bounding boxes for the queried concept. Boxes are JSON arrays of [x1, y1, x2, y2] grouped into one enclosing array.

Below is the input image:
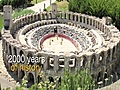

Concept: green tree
[[0, 0, 32, 10], [68, 0, 120, 30]]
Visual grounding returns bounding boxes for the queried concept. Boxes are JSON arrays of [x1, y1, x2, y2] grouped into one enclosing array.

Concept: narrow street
[[27, 0, 56, 12]]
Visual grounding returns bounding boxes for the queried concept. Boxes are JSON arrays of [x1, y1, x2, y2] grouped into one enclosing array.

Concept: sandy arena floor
[[42, 36, 81, 54]]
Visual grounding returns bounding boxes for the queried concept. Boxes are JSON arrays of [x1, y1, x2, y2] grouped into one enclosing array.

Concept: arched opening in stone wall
[[70, 14, 73, 20], [27, 17, 30, 24], [31, 15, 33, 23], [64, 13, 66, 19], [58, 77, 61, 84], [37, 75, 42, 83], [27, 53, 34, 65], [93, 20, 95, 26], [5, 42, 8, 54], [104, 70, 108, 80], [20, 50, 23, 55], [73, 14, 75, 21], [95, 21, 98, 28], [34, 15, 37, 21], [69, 57, 76, 68], [9, 45, 12, 55], [36, 54, 42, 66], [19, 50, 25, 64], [24, 18, 26, 26], [25, 17, 28, 24], [19, 70, 25, 79], [81, 56, 87, 68], [38, 14, 40, 20], [51, 21, 53, 24], [91, 74, 94, 79], [90, 54, 96, 70], [111, 64, 115, 75], [22, 18, 25, 26], [107, 49, 111, 62], [76, 15, 78, 21], [42, 13, 45, 20], [116, 43, 119, 57], [27, 73, 34, 87], [87, 18, 89, 24], [112, 46, 115, 60], [48, 77, 54, 83], [13, 47, 18, 75], [19, 19, 22, 27], [36, 23, 39, 27], [101, 25, 104, 32], [59, 57, 64, 68], [99, 52, 104, 65], [103, 69, 109, 85], [98, 22, 100, 29], [39, 23, 41, 26], [80, 16, 82, 22], [68, 14, 70, 20], [13, 47, 17, 56], [45, 22, 47, 25], [83, 17, 85, 23], [97, 72, 102, 82], [46, 13, 49, 19], [49, 13, 52, 19], [90, 18, 92, 25], [48, 57, 54, 69]]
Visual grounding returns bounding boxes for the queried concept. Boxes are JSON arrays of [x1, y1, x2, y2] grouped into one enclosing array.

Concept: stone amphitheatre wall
[[2, 10, 120, 88]]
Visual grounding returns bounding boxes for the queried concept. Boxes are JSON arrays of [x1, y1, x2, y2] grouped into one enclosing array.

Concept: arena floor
[[42, 36, 81, 55]]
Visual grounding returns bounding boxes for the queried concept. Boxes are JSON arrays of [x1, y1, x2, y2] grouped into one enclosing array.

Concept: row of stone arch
[[13, 12, 53, 26], [2, 38, 118, 70], [11, 11, 112, 41], [13, 19, 57, 38], [2, 28, 120, 88], [94, 63, 118, 88], [57, 12, 112, 40]]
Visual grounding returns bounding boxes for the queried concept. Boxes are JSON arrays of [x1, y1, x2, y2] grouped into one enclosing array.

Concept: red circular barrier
[[40, 33, 79, 50]]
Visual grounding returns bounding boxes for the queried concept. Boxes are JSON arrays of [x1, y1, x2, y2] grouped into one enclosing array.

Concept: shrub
[[60, 69, 94, 90], [1, 69, 94, 90], [68, 0, 120, 30], [12, 9, 34, 19], [0, 0, 33, 10]]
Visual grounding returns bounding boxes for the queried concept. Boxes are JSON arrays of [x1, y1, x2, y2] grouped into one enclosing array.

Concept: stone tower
[[52, 3, 57, 18], [3, 5, 12, 30], [102, 17, 112, 25]]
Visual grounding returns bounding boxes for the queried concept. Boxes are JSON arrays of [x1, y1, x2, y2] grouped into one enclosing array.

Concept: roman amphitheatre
[[1, 3, 120, 89]]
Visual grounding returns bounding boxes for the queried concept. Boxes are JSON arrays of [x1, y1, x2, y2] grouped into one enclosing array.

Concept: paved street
[[27, 0, 56, 12]]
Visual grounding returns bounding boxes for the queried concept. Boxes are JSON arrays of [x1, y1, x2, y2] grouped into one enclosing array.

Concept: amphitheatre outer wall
[[1, 4, 120, 88]]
